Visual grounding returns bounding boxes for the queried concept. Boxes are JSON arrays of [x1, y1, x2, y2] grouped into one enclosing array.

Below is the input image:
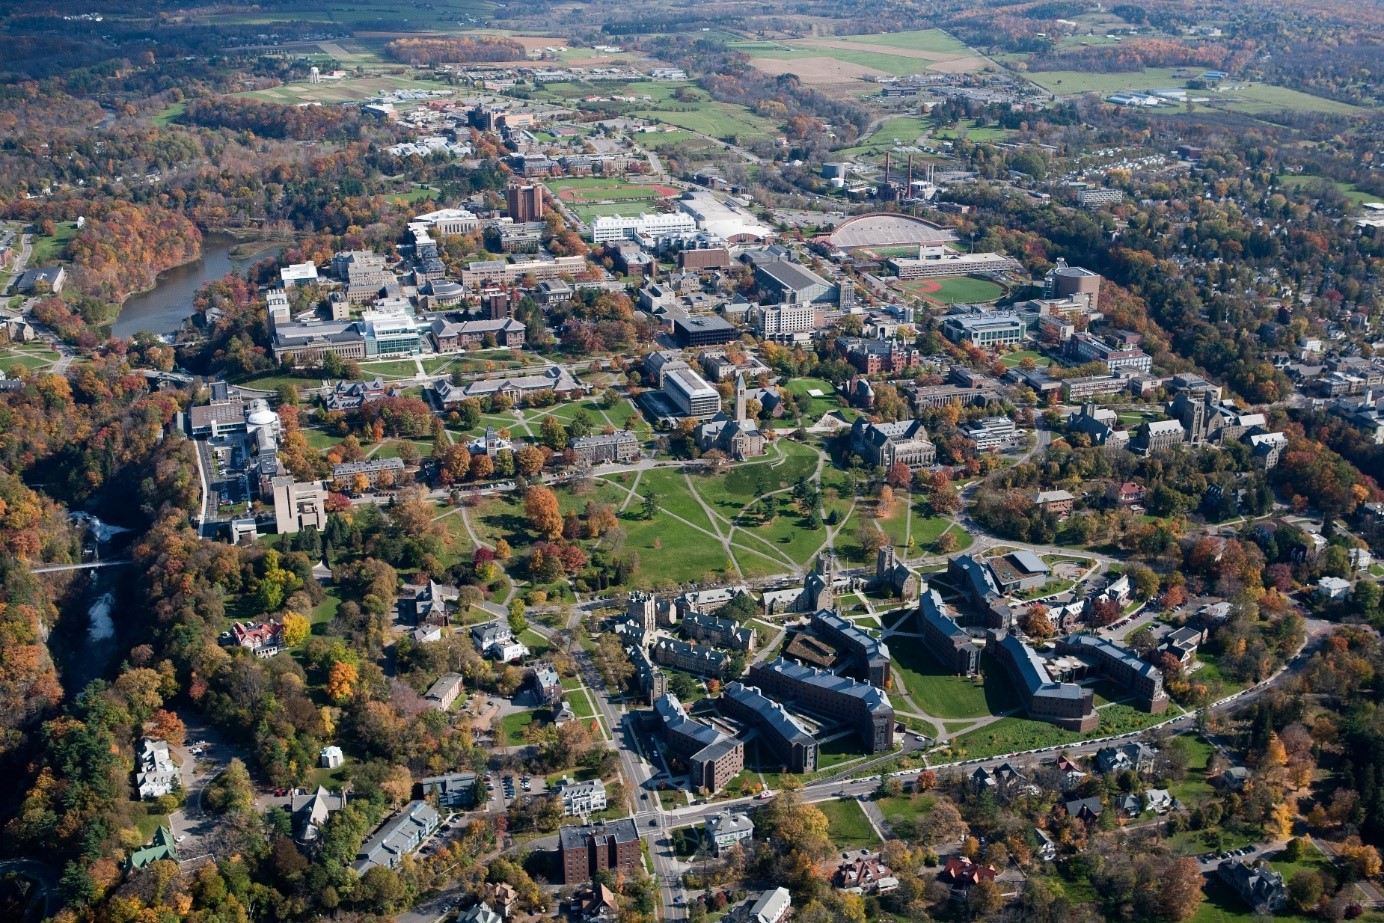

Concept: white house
[[747, 888, 791, 923], [136, 738, 179, 799], [704, 810, 754, 855], [1317, 576, 1352, 600], [557, 778, 608, 816]]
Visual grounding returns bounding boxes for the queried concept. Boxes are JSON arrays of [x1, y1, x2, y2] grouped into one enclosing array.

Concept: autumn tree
[[525, 485, 563, 540], [326, 661, 358, 703], [281, 611, 310, 647]]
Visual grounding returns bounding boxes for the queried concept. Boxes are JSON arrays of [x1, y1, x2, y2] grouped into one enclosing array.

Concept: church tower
[[734, 371, 747, 424]]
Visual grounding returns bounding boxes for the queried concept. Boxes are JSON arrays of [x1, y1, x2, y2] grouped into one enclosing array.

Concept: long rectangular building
[[653, 693, 744, 793], [919, 589, 981, 675], [721, 682, 818, 773], [1055, 634, 1169, 713], [986, 632, 1096, 732], [810, 610, 890, 688], [746, 659, 893, 754]]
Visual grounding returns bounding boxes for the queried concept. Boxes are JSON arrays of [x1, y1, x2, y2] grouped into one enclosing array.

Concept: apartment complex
[[557, 819, 643, 884]]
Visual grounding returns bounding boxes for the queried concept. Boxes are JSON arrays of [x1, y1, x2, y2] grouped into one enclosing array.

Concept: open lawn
[[359, 358, 422, 378], [891, 640, 1014, 719], [30, 221, 81, 265], [944, 701, 1178, 760], [1278, 174, 1378, 206], [816, 798, 881, 850], [931, 119, 1013, 143], [501, 709, 539, 746], [1000, 350, 1051, 368], [874, 792, 936, 828]]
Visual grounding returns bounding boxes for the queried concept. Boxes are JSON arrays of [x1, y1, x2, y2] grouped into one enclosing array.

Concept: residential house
[[1217, 860, 1286, 914], [1062, 796, 1103, 825], [557, 778, 607, 816], [136, 738, 179, 799], [939, 856, 997, 897], [704, 811, 754, 856], [1145, 789, 1174, 813], [1034, 828, 1057, 862], [398, 578, 460, 626], [744, 887, 792, 923], [1095, 742, 1158, 775], [834, 851, 898, 895], [571, 884, 619, 921], [532, 661, 563, 707], [459, 903, 503, 923]]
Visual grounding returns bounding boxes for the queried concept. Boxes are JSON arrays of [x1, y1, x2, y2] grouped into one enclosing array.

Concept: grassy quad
[[889, 641, 1013, 720], [945, 700, 1180, 761]]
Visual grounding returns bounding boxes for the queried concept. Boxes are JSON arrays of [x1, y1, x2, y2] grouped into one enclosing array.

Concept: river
[[112, 232, 283, 339]]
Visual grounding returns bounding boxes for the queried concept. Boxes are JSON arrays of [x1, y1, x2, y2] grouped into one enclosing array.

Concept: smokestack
[[884, 151, 891, 187], [907, 154, 914, 193]]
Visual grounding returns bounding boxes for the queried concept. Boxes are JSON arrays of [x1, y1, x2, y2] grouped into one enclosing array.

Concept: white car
[[175, 835, 186, 843]]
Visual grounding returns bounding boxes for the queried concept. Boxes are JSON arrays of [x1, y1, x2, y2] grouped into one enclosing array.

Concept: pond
[[112, 232, 282, 339]]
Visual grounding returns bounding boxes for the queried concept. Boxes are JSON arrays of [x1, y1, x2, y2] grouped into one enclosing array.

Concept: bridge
[[30, 558, 133, 574]]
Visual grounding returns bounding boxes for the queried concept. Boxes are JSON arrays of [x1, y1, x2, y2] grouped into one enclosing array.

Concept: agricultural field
[[737, 29, 986, 91], [1210, 82, 1369, 117], [236, 73, 451, 106], [545, 177, 681, 224], [204, 0, 497, 29]]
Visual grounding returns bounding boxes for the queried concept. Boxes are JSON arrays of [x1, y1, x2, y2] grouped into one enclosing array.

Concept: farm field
[[1211, 82, 1369, 117], [237, 74, 451, 106], [1024, 67, 1197, 97], [738, 28, 986, 89]]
